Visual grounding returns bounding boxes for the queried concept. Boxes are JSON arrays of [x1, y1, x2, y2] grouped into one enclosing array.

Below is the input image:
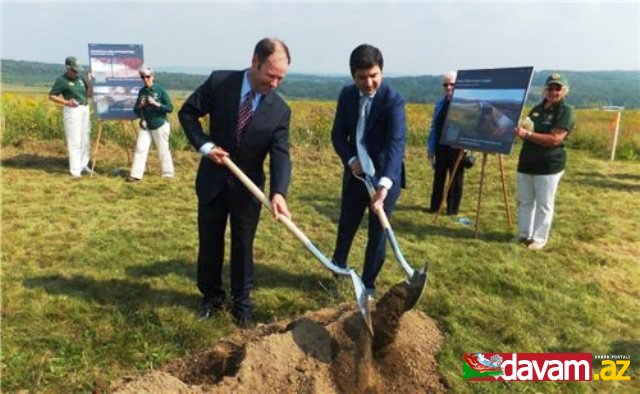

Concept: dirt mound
[[111, 301, 446, 393]]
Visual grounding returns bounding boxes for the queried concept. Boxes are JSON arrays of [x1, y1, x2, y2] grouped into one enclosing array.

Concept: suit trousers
[[333, 175, 401, 290], [130, 122, 174, 179], [62, 105, 91, 177], [517, 171, 564, 245], [197, 178, 262, 315], [430, 144, 465, 215]]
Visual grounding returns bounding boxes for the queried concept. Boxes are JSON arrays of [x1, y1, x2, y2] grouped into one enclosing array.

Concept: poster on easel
[[440, 66, 534, 155], [88, 43, 144, 120]]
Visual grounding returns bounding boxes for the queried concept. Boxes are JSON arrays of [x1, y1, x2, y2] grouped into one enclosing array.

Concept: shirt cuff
[[378, 176, 393, 190], [348, 156, 357, 166], [199, 142, 215, 156]]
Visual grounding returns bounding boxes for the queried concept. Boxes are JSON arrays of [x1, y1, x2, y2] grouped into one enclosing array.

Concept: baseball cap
[[65, 56, 83, 72], [545, 73, 568, 88], [138, 64, 154, 77]]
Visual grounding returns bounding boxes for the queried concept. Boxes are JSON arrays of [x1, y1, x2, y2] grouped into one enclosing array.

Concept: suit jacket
[[331, 82, 406, 188], [179, 70, 292, 204]]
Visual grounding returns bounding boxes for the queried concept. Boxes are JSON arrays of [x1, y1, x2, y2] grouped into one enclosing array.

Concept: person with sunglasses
[[127, 64, 174, 182], [513, 73, 576, 250], [49, 56, 93, 178], [426, 71, 467, 216]]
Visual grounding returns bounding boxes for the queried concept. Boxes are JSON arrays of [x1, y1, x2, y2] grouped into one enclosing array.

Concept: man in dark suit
[[331, 44, 407, 298], [179, 38, 292, 328]]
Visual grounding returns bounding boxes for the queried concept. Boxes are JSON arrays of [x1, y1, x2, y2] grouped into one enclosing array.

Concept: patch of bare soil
[[111, 300, 446, 393]]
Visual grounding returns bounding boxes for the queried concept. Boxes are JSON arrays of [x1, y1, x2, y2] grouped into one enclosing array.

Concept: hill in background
[[2, 59, 639, 108]]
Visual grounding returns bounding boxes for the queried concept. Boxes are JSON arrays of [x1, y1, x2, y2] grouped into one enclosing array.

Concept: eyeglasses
[[141, 75, 153, 79], [443, 83, 455, 87], [546, 85, 563, 92]]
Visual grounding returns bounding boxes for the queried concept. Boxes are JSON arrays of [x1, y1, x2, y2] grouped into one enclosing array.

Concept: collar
[[542, 98, 564, 110], [359, 91, 377, 100], [242, 69, 263, 106]]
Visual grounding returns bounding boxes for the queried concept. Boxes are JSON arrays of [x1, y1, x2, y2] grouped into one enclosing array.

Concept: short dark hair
[[349, 44, 383, 76], [254, 38, 290, 67]]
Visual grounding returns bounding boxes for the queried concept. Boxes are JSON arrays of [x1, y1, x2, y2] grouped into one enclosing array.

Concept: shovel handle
[[222, 157, 272, 208], [373, 201, 392, 229], [355, 173, 414, 278], [223, 156, 311, 242], [222, 156, 351, 276], [354, 173, 391, 230]]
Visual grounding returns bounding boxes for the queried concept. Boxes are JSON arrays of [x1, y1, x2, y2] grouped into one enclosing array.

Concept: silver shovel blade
[[348, 269, 374, 335], [403, 262, 429, 312]]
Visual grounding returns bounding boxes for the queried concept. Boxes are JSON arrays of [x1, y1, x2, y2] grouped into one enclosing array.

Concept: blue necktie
[[356, 95, 375, 176]]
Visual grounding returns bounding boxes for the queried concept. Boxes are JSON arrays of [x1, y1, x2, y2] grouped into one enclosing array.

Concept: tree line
[[2, 59, 639, 108]]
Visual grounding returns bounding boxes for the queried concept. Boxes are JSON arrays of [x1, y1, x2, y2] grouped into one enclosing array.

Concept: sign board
[[88, 43, 144, 120], [440, 66, 534, 154]]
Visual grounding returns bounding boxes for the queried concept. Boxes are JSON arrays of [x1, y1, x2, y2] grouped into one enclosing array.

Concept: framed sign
[[88, 43, 144, 120], [440, 66, 534, 154]]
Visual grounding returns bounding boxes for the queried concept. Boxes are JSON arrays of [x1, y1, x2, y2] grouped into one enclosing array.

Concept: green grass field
[[1, 94, 639, 392], [2, 135, 638, 392]]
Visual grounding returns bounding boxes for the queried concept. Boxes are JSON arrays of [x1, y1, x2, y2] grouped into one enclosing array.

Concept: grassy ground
[[1, 136, 638, 392]]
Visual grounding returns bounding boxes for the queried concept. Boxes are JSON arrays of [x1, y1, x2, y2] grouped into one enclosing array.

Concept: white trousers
[[517, 171, 564, 245], [62, 105, 91, 177], [130, 122, 174, 179]]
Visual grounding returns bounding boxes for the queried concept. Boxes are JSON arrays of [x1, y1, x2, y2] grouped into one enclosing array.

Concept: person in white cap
[[426, 71, 467, 216], [127, 64, 174, 182], [513, 73, 576, 250], [49, 56, 93, 177]]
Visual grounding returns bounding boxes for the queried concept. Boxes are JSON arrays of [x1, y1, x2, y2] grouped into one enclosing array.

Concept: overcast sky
[[2, 1, 639, 76]]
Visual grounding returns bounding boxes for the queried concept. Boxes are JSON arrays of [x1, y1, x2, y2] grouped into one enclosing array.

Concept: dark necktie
[[236, 90, 255, 146]]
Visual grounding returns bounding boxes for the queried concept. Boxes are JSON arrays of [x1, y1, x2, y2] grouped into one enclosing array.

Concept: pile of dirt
[[111, 299, 446, 393]]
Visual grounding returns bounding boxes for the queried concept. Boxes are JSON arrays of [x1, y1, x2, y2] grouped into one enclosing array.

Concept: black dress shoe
[[198, 295, 225, 320], [233, 314, 256, 329], [231, 304, 255, 329]]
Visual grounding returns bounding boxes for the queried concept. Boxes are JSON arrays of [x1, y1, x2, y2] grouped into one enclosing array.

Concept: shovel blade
[[349, 270, 374, 336], [403, 262, 429, 312]]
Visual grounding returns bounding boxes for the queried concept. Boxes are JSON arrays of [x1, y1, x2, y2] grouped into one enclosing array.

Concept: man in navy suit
[[331, 44, 407, 297], [179, 38, 292, 328]]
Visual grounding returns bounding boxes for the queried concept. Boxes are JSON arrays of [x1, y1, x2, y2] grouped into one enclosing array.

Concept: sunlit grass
[[2, 133, 639, 392]]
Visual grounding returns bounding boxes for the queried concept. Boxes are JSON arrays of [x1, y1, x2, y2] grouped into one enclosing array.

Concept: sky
[[2, 0, 639, 77]]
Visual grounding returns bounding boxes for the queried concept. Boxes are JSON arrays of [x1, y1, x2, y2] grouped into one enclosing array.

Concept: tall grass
[[3, 91, 639, 160]]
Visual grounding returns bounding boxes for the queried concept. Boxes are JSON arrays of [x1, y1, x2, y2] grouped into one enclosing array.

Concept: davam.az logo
[[463, 353, 631, 382]]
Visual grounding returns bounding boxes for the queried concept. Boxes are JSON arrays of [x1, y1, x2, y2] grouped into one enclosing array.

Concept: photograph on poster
[[88, 43, 144, 120], [440, 67, 534, 155]]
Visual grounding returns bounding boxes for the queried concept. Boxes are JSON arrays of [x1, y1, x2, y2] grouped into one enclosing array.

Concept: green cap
[[65, 56, 82, 72], [545, 73, 568, 88]]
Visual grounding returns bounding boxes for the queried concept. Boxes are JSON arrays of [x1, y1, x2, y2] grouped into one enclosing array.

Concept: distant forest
[[2, 59, 639, 108]]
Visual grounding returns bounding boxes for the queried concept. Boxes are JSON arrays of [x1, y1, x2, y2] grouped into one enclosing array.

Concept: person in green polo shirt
[[513, 73, 576, 250], [127, 64, 175, 182], [49, 56, 93, 177]]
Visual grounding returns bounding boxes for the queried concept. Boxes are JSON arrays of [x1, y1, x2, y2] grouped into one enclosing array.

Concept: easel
[[433, 150, 513, 238], [433, 150, 465, 224], [473, 153, 513, 238], [90, 119, 138, 176]]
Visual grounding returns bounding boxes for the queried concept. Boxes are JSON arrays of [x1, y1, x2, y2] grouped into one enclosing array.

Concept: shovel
[[355, 173, 428, 310], [222, 156, 373, 334]]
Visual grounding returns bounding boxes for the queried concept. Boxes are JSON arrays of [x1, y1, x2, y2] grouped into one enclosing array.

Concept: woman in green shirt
[[513, 73, 576, 250], [127, 65, 174, 182]]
